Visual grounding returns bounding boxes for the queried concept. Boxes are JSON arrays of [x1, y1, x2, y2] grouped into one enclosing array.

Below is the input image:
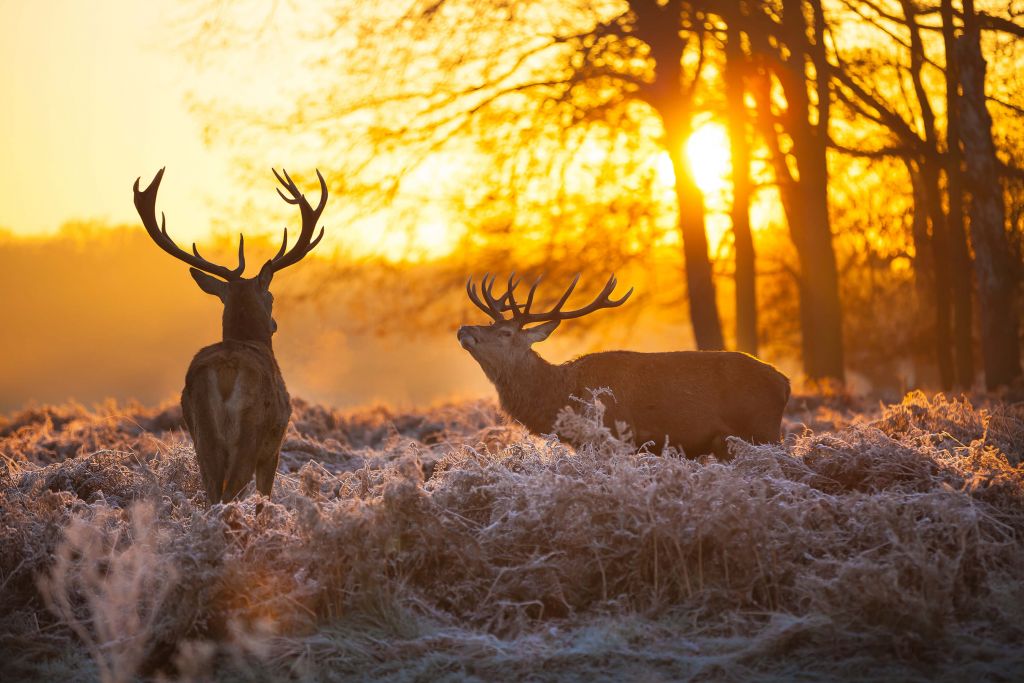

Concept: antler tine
[[133, 168, 245, 280], [272, 227, 288, 262], [269, 168, 328, 273], [466, 274, 504, 321], [191, 234, 245, 277], [548, 273, 581, 315], [480, 273, 506, 314], [503, 272, 524, 315], [507, 273, 632, 325], [551, 273, 633, 320], [522, 274, 543, 315]]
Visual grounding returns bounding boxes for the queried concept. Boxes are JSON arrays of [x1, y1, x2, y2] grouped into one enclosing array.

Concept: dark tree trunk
[[634, 0, 724, 350], [908, 159, 946, 385], [667, 126, 726, 350], [777, 0, 845, 382], [900, 0, 954, 389], [915, 161, 956, 388], [725, 20, 758, 355], [955, 3, 1022, 389], [940, 0, 975, 388]]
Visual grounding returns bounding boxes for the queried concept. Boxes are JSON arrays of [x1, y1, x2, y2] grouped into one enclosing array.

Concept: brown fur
[[183, 340, 290, 503], [459, 320, 790, 458], [181, 271, 292, 504]]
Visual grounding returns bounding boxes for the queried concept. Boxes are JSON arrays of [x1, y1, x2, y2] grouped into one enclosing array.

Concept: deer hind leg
[[710, 433, 731, 461], [184, 398, 228, 505], [195, 436, 228, 504], [219, 414, 258, 503], [255, 412, 288, 497], [255, 444, 280, 498]]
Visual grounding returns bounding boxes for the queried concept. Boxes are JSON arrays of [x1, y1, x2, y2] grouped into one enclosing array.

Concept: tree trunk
[[778, 0, 845, 382], [667, 123, 726, 350], [633, 0, 724, 350], [900, 0, 954, 389], [955, 7, 1022, 388], [725, 20, 757, 355], [908, 158, 943, 385], [915, 160, 955, 388], [940, 0, 975, 388]]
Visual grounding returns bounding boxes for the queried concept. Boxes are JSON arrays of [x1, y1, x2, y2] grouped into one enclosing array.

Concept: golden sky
[[0, 0, 268, 240], [0, 0, 738, 250]]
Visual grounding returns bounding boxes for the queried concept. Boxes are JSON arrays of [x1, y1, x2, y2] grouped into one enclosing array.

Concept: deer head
[[458, 273, 633, 374], [133, 168, 328, 345]]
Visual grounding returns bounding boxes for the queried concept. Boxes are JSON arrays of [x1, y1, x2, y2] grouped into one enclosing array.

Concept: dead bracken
[[0, 391, 1022, 682]]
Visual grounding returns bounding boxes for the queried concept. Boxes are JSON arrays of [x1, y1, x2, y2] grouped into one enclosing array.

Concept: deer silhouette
[[458, 273, 790, 458], [134, 168, 328, 503]]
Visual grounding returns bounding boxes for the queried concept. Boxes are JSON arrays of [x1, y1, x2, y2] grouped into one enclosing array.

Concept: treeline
[[186, 0, 1024, 390]]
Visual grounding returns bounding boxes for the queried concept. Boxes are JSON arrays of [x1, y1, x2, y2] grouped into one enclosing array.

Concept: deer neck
[[221, 307, 273, 349], [489, 350, 572, 434]]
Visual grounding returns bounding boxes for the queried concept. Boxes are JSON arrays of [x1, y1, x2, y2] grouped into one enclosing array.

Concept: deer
[[133, 167, 328, 504], [457, 273, 790, 458]]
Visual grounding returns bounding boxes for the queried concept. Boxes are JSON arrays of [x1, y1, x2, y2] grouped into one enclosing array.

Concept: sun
[[685, 121, 732, 197]]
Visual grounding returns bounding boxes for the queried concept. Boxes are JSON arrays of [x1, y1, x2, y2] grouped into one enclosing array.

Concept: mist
[[0, 223, 497, 413]]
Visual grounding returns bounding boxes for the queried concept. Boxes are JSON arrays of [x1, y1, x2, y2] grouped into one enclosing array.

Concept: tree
[[939, 0, 975, 388], [957, 0, 1022, 389], [723, 9, 758, 355], [744, 0, 846, 382], [828, 0, 978, 389]]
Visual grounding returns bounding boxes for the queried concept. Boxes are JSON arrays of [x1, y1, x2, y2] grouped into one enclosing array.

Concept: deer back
[[568, 350, 790, 453], [181, 340, 291, 503]]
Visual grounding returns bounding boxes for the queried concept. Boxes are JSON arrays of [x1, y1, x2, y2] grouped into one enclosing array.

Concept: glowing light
[[685, 122, 732, 197], [407, 220, 458, 261], [358, 212, 461, 263]]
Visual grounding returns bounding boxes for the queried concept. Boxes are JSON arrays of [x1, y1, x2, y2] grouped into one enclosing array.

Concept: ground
[[1, 390, 1022, 682]]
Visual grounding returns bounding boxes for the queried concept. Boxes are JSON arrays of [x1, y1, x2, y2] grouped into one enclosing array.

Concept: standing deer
[[457, 274, 790, 458], [133, 167, 328, 503]]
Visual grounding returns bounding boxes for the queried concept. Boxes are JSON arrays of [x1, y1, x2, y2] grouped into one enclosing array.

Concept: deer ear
[[189, 269, 227, 300], [257, 260, 275, 290], [523, 320, 560, 344]]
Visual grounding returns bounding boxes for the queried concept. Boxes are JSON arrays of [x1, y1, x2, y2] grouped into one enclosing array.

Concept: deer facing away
[[134, 168, 328, 503], [457, 274, 790, 458]]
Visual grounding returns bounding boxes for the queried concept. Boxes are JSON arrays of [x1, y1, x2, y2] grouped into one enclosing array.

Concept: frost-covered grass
[[1, 391, 1022, 682]]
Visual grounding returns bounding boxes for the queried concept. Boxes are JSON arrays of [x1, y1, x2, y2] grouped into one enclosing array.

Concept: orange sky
[[0, 0, 739, 249], [0, 0, 332, 242], [1, 1, 210, 237]]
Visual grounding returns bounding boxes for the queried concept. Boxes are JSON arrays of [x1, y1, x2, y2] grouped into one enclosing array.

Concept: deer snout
[[457, 326, 477, 349]]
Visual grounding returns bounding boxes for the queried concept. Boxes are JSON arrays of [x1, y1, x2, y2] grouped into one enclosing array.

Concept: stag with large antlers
[[134, 167, 328, 504], [458, 274, 790, 458]]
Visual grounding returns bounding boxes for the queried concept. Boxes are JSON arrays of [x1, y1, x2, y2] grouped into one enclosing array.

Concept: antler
[[268, 168, 328, 272], [133, 168, 245, 280], [466, 273, 633, 325], [466, 273, 508, 321]]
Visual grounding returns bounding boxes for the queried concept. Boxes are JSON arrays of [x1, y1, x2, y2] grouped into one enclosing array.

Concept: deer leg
[[197, 441, 226, 505], [189, 425, 227, 505], [710, 434, 731, 461], [255, 419, 286, 498], [255, 447, 280, 498], [220, 441, 256, 503]]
